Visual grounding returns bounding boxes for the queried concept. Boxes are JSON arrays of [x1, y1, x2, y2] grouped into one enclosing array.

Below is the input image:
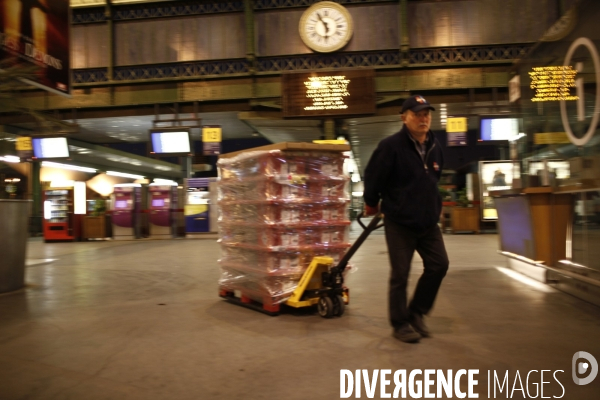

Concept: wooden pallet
[[219, 288, 281, 316]]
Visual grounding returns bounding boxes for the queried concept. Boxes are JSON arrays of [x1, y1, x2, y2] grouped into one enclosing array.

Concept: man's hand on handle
[[364, 204, 380, 216]]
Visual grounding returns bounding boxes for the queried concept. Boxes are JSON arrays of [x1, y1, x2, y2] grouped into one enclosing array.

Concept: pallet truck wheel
[[318, 296, 334, 318], [332, 295, 345, 317]]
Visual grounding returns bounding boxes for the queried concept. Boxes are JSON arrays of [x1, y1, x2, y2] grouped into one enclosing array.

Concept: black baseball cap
[[401, 95, 436, 113]]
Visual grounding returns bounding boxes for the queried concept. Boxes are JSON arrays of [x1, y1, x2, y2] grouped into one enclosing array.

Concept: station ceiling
[[1, 101, 511, 179]]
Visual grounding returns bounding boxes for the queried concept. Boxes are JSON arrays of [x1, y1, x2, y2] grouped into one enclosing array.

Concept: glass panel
[[571, 190, 600, 273], [509, 2, 600, 274]]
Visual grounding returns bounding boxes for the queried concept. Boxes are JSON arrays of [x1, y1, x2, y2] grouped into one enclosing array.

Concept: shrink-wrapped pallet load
[[217, 142, 351, 313]]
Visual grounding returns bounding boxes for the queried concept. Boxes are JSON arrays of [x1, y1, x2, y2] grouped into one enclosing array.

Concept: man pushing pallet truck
[[219, 212, 383, 317]]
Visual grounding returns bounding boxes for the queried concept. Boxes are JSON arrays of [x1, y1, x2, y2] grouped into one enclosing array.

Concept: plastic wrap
[[218, 246, 351, 304], [218, 149, 346, 180], [219, 244, 350, 274], [219, 223, 350, 248], [219, 176, 349, 202], [218, 200, 349, 224], [217, 148, 352, 305]]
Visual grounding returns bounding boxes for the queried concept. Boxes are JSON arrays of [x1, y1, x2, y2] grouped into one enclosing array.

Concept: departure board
[[282, 69, 376, 117]]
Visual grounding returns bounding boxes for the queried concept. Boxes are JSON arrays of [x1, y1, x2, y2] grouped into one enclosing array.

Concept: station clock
[[299, 2, 354, 53]]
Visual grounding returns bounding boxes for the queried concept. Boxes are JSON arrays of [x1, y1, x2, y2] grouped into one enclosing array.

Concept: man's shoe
[[393, 324, 421, 343], [409, 312, 430, 337]]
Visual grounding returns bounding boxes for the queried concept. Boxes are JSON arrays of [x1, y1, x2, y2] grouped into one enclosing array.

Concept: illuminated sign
[[446, 117, 468, 147], [202, 126, 221, 155], [304, 76, 350, 111], [446, 117, 468, 133], [282, 70, 375, 117], [529, 66, 578, 102], [202, 126, 222, 143], [16, 137, 32, 151], [534, 132, 570, 144]]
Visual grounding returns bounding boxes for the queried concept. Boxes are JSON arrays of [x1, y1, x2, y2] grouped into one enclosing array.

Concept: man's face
[[401, 109, 432, 136]]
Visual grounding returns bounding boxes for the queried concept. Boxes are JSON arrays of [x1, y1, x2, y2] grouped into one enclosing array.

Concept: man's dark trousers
[[384, 218, 449, 329]]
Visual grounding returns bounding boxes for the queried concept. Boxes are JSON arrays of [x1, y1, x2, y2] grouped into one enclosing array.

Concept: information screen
[[32, 137, 70, 159], [282, 69, 376, 117], [115, 200, 128, 209], [150, 131, 192, 155], [479, 118, 520, 142], [151, 198, 165, 207]]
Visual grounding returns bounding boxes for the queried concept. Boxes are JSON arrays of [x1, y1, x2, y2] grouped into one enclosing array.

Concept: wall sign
[[446, 117, 468, 133], [446, 117, 468, 146], [560, 37, 600, 147], [282, 69, 375, 117], [202, 126, 222, 143], [202, 126, 222, 155], [15, 136, 32, 159], [534, 132, 570, 144]]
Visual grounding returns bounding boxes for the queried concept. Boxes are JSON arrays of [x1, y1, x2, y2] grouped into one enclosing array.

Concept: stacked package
[[217, 144, 351, 312]]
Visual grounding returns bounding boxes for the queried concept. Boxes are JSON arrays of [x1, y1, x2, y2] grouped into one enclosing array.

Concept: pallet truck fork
[[285, 212, 384, 318]]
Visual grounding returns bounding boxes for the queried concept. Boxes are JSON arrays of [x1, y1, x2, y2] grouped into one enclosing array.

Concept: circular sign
[[560, 37, 600, 146]]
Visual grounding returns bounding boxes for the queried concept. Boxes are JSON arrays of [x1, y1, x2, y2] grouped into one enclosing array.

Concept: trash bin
[[0, 200, 31, 294]]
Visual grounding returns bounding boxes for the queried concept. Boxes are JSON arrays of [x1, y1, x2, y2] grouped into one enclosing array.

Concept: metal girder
[[71, 45, 526, 85], [20, 67, 509, 112]]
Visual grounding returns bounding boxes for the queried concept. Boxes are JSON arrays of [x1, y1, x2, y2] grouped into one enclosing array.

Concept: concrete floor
[[1, 228, 600, 400]]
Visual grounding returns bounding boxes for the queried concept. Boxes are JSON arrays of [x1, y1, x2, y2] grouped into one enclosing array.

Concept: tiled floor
[[1, 228, 599, 400]]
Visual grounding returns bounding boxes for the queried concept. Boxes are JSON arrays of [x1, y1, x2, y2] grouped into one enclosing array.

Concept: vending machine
[[112, 184, 144, 240], [148, 183, 178, 238], [43, 182, 86, 242], [184, 178, 216, 234]]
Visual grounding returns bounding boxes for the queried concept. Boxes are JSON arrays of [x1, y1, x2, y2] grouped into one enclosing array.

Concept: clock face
[[299, 2, 353, 53]]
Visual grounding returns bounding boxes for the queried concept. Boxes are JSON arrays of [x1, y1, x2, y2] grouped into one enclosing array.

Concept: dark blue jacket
[[363, 126, 443, 232]]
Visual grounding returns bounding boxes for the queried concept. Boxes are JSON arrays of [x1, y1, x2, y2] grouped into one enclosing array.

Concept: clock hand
[[316, 13, 329, 37]]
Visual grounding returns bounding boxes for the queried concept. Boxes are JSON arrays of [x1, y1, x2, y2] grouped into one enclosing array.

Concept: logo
[[416, 95, 427, 104], [433, 162, 440, 171], [560, 37, 600, 146], [572, 351, 598, 385]]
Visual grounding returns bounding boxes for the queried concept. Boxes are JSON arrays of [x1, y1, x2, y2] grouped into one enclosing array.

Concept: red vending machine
[[112, 184, 144, 240], [43, 188, 75, 242], [42, 182, 86, 242], [148, 183, 177, 239]]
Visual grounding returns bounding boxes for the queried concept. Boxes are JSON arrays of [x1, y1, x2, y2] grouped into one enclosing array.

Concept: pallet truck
[[284, 211, 384, 318]]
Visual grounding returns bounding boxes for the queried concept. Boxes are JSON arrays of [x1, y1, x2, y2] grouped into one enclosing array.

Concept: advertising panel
[[1, 0, 71, 96]]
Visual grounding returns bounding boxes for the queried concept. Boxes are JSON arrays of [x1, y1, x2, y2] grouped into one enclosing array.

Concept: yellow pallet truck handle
[[285, 212, 385, 318]]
